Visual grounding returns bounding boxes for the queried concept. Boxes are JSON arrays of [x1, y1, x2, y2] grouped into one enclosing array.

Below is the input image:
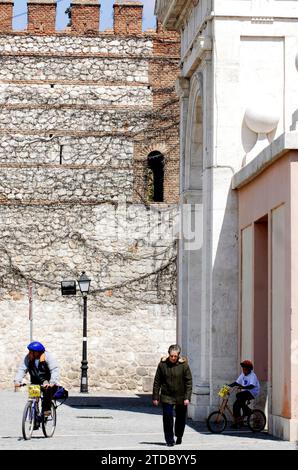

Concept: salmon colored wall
[[237, 151, 292, 419], [290, 154, 298, 420], [238, 155, 290, 229]]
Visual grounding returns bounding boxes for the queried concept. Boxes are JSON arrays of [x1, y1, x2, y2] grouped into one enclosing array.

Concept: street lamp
[[78, 272, 91, 393], [61, 271, 91, 393]]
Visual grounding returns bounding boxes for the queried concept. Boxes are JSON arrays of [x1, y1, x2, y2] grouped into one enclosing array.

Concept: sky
[[13, 0, 156, 31]]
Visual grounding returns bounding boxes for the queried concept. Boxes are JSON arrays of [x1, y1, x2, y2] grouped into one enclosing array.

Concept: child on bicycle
[[228, 360, 260, 427]]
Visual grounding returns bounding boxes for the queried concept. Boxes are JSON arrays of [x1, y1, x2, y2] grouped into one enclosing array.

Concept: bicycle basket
[[218, 385, 230, 398], [28, 385, 41, 398]]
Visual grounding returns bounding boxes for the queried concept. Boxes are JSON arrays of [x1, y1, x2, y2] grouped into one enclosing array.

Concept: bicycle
[[207, 384, 266, 434], [19, 384, 60, 440]]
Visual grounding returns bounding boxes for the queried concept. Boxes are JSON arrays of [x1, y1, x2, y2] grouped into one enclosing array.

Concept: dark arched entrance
[[147, 151, 164, 202]]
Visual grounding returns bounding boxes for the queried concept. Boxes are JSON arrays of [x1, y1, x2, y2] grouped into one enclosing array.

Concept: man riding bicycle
[[14, 341, 60, 417], [228, 360, 260, 427]]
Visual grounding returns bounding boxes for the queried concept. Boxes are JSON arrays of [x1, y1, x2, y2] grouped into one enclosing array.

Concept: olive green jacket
[[152, 356, 193, 405]]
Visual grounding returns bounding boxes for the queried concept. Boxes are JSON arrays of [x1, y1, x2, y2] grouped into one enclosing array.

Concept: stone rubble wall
[[0, 84, 152, 107], [0, 135, 133, 165], [0, 35, 154, 56], [0, 18, 180, 391], [0, 203, 177, 391], [0, 107, 147, 133], [0, 56, 149, 83], [0, 167, 133, 202]]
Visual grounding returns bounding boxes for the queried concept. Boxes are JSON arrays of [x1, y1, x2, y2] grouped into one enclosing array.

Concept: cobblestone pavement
[[0, 391, 296, 450]]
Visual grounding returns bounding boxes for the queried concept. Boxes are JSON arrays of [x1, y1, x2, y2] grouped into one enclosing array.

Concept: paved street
[[0, 391, 296, 450]]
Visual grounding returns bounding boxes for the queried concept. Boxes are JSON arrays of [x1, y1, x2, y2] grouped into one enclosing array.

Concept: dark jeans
[[42, 385, 58, 412], [233, 391, 254, 419], [162, 403, 187, 444]]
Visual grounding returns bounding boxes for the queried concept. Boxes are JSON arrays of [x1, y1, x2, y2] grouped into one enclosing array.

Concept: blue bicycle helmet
[[27, 341, 45, 352]]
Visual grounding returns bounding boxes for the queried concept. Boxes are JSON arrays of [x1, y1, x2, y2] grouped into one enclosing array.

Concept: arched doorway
[[179, 75, 209, 419]]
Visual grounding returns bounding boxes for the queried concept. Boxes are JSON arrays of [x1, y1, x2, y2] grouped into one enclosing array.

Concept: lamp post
[[77, 272, 91, 393], [61, 271, 91, 393]]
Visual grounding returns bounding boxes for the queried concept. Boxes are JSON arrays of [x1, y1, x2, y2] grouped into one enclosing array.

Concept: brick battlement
[[0, 0, 179, 39]]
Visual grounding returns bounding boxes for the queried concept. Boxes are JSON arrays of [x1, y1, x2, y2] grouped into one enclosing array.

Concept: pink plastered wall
[[237, 150, 296, 419], [289, 154, 298, 420]]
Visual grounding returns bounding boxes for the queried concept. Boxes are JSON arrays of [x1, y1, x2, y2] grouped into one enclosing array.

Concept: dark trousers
[[162, 403, 187, 444], [42, 385, 58, 412], [233, 391, 254, 419]]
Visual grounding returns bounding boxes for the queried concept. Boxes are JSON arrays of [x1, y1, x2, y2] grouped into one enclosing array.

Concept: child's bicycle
[[207, 385, 266, 433], [19, 383, 67, 440]]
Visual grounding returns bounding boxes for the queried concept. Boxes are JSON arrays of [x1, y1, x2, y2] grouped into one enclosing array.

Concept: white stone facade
[[155, 0, 298, 439]]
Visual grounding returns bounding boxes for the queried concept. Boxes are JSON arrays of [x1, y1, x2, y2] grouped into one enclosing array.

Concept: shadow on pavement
[[187, 419, 281, 441], [139, 441, 167, 446], [61, 395, 283, 442], [61, 394, 161, 415]]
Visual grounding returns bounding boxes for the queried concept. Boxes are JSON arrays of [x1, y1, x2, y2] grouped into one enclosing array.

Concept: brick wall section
[[0, 1, 13, 33], [70, 1, 100, 34], [113, 2, 143, 36], [0, 0, 181, 204], [133, 24, 180, 204], [28, 1, 57, 34], [153, 26, 180, 203]]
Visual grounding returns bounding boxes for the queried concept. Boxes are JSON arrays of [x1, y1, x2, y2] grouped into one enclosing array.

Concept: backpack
[[54, 386, 68, 400]]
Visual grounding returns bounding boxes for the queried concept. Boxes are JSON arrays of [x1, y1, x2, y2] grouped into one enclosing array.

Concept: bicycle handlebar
[[15, 383, 55, 389]]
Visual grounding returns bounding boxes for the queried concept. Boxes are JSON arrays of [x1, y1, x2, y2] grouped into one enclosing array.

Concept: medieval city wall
[[0, 1, 180, 392]]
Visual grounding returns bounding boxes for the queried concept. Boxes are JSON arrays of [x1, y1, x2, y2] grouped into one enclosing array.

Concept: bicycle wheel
[[42, 402, 57, 438], [22, 401, 34, 440], [207, 411, 227, 433], [248, 409, 266, 432]]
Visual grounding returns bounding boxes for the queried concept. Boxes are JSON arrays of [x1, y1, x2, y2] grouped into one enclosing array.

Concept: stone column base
[[269, 415, 298, 441], [188, 384, 210, 421]]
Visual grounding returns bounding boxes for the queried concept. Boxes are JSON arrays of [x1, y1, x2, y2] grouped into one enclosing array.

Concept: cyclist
[[14, 341, 60, 417], [228, 360, 260, 427]]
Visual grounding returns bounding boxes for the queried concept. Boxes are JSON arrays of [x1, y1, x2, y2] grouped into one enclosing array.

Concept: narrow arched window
[[147, 151, 164, 202]]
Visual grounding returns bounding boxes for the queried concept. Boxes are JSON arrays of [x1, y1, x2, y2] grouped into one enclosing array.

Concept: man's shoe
[[176, 437, 182, 445], [166, 442, 175, 446]]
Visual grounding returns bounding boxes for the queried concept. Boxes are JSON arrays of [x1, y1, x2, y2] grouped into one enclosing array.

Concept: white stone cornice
[[155, 0, 193, 30], [156, 0, 298, 28], [251, 17, 274, 24], [181, 189, 202, 204], [175, 76, 190, 99], [181, 35, 212, 78], [233, 132, 298, 190], [194, 384, 210, 395]]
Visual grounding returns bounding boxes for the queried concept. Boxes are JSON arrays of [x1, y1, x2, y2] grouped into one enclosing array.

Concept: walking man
[[152, 344, 192, 446]]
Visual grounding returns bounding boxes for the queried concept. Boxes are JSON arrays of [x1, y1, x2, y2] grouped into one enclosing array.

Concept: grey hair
[[168, 344, 181, 355]]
